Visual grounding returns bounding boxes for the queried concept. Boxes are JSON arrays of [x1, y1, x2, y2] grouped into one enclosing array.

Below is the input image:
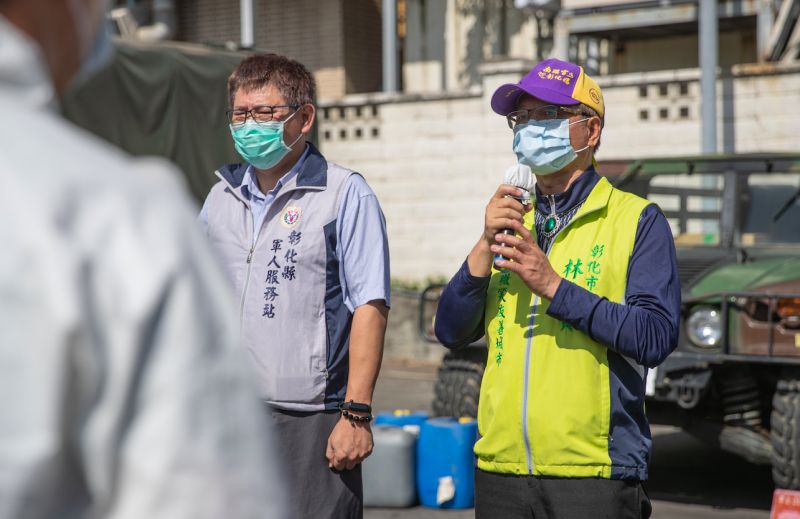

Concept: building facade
[[174, 0, 382, 99], [128, 0, 799, 281]]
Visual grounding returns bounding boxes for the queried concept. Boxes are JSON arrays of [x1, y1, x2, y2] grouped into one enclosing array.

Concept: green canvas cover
[[62, 40, 318, 203]]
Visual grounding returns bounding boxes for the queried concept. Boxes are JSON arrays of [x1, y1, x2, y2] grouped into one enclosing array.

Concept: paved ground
[[366, 360, 773, 519]]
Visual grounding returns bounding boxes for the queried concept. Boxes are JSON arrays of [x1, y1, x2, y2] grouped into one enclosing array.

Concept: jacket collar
[[214, 142, 329, 208], [573, 174, 613, 220], [216, 162, 249, 189], [534, 166, 600, 216], [216, 142, 328, 194], [295, 142, 327, 188]]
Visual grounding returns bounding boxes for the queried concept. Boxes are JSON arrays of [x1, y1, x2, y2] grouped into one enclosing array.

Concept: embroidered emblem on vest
[[281, 206, 302, 228]]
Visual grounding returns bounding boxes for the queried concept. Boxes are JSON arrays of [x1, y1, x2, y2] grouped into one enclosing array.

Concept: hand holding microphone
[[492, 164, 535, 268], [485, 164, 561, 298]]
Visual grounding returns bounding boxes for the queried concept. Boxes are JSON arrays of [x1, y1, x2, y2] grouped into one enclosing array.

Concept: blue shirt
[[199, 146, 390, 312], [434, 168, 680, 368], [242, 146, 310, 245]]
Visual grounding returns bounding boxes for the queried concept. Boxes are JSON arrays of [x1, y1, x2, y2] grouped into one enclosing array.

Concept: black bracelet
[[340, 408, 373, 423], [338, 399, 372, 414]]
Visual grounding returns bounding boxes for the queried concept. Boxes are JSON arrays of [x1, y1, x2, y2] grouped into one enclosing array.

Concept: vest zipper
[[240, 244, 256, 329], [240, 205, 272, 323], [240, 195, 267, 328], [520, 194, 605, 475], [521, 293, 538, 475]]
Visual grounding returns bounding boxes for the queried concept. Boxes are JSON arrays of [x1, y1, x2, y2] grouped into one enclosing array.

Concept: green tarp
[[63, 40, 316, 203]]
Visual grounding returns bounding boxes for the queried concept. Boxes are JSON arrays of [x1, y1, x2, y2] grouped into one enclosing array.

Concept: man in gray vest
[[200, 54, 391, 518]]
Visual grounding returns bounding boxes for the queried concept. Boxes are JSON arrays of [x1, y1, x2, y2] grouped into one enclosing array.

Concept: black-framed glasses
[[227, 104, 301, 126], [506, 105, 590, 129]]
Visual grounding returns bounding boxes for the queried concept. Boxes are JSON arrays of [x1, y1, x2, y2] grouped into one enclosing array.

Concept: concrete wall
[[318, 61, 800, 281], [599, 62, 800, 156], [385, 289, 446, 364]]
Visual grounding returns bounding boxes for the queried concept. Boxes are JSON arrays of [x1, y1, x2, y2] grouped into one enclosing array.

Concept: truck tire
[[771, 381, 800, 489], [432, 349, 486, 418], [719, 426, 772, 466]]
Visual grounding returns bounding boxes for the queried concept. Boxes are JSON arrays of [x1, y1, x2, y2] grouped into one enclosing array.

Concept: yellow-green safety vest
[[479, 176, 651, 478]]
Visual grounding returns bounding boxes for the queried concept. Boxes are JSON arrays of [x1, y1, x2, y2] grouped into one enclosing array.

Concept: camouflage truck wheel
[[432, 348, 486, 418], [771, 379, 800, 489]]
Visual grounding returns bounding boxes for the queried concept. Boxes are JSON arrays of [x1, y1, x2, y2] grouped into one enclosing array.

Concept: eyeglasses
[[227, 104, 301, 126], [506, 105, 590, 129]]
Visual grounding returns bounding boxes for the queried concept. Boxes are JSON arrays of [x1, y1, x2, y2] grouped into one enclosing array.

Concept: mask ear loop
[[283, 105, 307, 149], [569, 117, 597, 165], [286, 131, 304, 149], [568, 117, 590, 154]]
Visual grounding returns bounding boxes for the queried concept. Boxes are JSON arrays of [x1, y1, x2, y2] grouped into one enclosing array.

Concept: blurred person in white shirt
[[0, 1, 286, 517]]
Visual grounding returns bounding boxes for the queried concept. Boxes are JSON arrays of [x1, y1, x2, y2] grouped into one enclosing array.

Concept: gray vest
[[205, 144, 355, 411]]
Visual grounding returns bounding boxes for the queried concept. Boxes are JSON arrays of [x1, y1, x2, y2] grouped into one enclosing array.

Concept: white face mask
[[66, 0, 113, 84], [512, 117, 590, 176]]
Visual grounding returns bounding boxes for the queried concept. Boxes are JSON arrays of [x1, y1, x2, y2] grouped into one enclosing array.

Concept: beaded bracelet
[[340, 408, 373, 423]]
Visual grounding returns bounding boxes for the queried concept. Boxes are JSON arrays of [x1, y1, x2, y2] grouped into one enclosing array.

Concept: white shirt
[[0, 16, 286, 519]]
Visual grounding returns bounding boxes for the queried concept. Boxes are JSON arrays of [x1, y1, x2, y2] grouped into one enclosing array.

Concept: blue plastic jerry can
[[416, 417, 478, 509]]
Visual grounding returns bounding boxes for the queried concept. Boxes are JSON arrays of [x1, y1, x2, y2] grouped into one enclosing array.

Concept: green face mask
[[229, 110, 302, 170]]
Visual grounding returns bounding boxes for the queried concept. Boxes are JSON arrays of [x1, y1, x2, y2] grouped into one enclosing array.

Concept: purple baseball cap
[[490, 58, 605, 117]]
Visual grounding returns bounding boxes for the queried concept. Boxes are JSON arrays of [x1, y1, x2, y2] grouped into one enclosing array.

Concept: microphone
[[493, 164, 535, 268]]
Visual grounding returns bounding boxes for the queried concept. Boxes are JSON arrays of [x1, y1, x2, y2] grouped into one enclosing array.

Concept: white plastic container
[[363, 425, 417, 507]]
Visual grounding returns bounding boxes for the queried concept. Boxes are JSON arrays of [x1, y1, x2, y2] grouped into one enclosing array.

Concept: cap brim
[[490, 84, 524, 115], [490, 82, 579, 115]]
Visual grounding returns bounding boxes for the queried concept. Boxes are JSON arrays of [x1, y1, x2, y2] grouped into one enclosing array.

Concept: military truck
[[421, 154, 800, 488]]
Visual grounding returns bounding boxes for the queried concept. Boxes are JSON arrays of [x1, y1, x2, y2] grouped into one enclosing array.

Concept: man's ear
[[301, 104, 316, 135], [587, 116, 602, 147]]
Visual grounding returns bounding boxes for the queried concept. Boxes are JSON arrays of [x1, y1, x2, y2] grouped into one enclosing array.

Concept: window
[[371, 127, 380, 138], [679, 106, 689, 119], [324, 130, 331, 140], [639, 109, 649, 121], [659, 108, 669, 120], [679, 82, 689, 95], [649, 173, 723, 244], [339, 129, 347, 139], [639, 86, 648, 98], [355, 128, 363, 138], [659, 84, 668, 97], [355, 106, 362, 117], [744, 173, 800, 245], [372, 105, 379, 117]]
